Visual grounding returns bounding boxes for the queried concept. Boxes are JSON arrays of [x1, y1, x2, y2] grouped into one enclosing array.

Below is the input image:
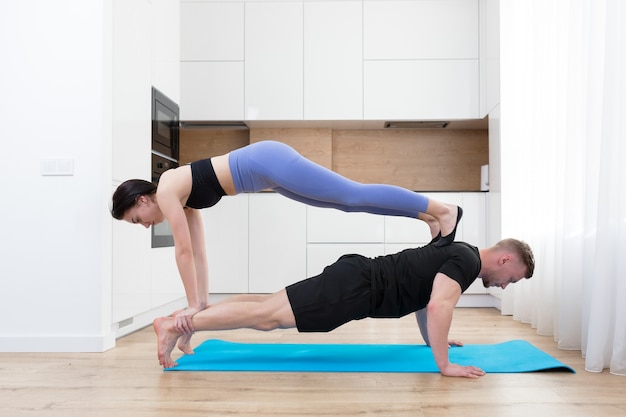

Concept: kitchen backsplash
[[180, 127, 488, 191]]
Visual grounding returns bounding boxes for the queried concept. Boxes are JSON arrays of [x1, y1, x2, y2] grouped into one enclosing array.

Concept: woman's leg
[[235, 141, 462, 243]]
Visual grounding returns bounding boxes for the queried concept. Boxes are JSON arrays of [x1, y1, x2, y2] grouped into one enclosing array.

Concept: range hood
[[384, 121, 450, 129], [179, 118, 487, 130], [180, 121, 249, 130]]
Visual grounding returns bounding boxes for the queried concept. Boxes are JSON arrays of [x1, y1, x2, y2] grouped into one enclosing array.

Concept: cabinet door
[[304, 1, 362, 120], [479, 0, 500, 116], [180, 61, 244, 120], [245, 2, 303, 120], [364, 0, 479, 60], [249, 194, 307, 293], [307, 206, 385, 243], [180, 2, 244, 61], [364, 60, 479, 119], [112, 201, 152, 323], [151, 247, 183, 308], [202, 195, 249, 294], [461, 192, 486, 248], [180, 2, 244, 121], [152, 0, 180, 102], [112, 0, 151, 182]]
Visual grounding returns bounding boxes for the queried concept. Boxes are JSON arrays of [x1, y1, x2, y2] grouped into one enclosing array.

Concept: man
[[153, 238, 534, 379]]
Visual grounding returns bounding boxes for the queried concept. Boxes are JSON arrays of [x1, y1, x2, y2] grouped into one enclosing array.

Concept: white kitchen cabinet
[[180, 2, 244, 62], [180, 1, 244, 120], [363, 0, 480, 120], [248, 193, 307, 293], [202, 194, 250, 294], [459, 192, 486, 248], [304, 1, 362, 120], [363, 0, 478, 60], [457, 192, 488, 294], [112, 0, 151, 182], [181, 61, 245, 120], [150, 247, 183, 308], [112, 0, 181, 329], [152, 0, 180, 102], [307, 207, 385, 243], [111, 0, 156, 325], [479, 0, 500, 116], [112, 204, 152, 323], [245, 1, 303, 120], [364, 59, 480, 120], [179, 0, 482, 122]]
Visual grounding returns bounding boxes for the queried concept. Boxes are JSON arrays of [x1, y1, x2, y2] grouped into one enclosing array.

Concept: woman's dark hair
[[111, 179, 157, 220]]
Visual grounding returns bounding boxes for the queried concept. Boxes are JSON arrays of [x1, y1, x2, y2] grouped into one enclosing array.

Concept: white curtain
[[499, 0, 625, 375]]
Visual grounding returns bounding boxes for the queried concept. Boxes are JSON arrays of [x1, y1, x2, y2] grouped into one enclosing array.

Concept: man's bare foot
[[153, 317, 182, 369], [177, 333, 194, 355]]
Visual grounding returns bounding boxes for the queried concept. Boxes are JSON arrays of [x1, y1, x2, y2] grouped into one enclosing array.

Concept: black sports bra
[[185, 158, 226, 209]]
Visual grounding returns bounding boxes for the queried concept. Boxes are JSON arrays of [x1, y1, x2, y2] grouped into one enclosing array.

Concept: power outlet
[[40, 158, 74, 176]]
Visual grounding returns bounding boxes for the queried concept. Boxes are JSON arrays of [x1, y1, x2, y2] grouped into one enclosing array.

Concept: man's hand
[[448, 339, 463, 347], [440, 363, 486, 378]]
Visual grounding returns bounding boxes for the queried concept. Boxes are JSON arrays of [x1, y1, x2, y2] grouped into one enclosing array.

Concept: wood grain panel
[[333, 129, 488, 191], [250, 128, 333, 169], [179, 128, 250, 165]]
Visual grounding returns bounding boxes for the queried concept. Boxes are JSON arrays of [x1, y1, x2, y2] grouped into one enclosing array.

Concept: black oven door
[[151, 153, 178, 248]]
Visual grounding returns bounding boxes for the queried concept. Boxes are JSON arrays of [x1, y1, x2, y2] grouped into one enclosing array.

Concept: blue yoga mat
[[166, 339, 575, 373]]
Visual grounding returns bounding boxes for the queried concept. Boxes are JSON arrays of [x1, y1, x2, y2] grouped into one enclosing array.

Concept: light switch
[[40, 158, 74, 176]]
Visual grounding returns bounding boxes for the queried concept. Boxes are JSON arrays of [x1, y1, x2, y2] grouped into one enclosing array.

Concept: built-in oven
[[151, 153, 178, 248], [151, 86, 180, 248]]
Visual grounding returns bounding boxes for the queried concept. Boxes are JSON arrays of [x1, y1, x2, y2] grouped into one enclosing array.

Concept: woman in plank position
[[111, 140, 462, 353]]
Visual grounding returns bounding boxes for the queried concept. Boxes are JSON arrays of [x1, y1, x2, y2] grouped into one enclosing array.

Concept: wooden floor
[[1, 308, 624, 417]]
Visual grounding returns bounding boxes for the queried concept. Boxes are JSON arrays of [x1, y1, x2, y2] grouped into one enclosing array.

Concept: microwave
[[151, 87, 179, 160]]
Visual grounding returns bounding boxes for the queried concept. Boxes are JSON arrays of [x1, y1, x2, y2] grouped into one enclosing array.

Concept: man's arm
[[426, 273, 485, 378]]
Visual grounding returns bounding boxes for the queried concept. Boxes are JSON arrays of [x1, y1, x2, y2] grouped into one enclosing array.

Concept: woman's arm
[[185, 208, 209, 308], [156, 168, 202, 333]]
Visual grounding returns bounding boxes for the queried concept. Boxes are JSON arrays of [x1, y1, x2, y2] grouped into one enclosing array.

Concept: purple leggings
[[228, 140, 429, 217]]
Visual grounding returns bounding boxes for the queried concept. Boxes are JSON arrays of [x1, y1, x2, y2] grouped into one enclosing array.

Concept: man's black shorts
[[285, 254, 372, 332]]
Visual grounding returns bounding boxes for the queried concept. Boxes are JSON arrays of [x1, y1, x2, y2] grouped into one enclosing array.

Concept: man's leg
[[153, 289, 296, 368], [175, 294, 285, 354]]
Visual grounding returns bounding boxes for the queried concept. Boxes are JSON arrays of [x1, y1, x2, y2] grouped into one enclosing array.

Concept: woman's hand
[[173, 306, 201, 334]]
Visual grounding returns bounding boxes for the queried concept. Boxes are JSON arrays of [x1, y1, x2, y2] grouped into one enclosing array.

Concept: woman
[[111, 140, 462, 353]]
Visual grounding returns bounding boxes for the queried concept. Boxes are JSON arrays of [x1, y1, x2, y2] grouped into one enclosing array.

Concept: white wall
[[0, 0, 114, 351]]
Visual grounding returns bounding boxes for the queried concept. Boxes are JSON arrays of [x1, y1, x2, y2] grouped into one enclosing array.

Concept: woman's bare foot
[[177, 333, 194, 355], [434, 205, 463, 247], [153, 317, 182, 369], [417, 213, 441, 241]]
